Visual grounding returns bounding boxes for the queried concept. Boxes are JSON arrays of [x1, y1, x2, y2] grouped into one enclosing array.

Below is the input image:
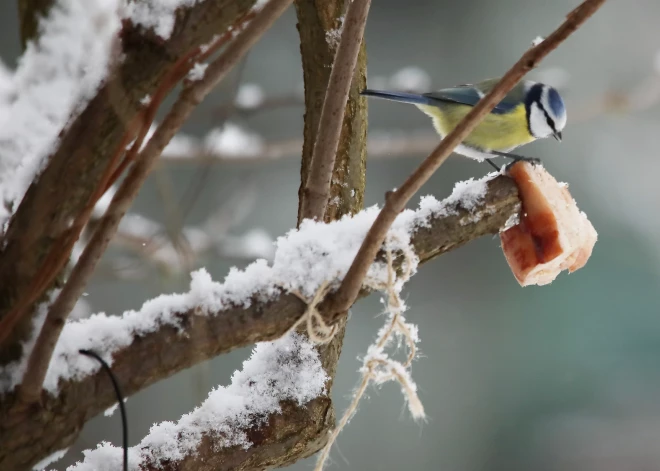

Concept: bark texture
[[295, 0, 368, 224], [0, 0, 536, 469], [17, 0, 55, 48], [0, 0, 257, 366], [0, 176, 519, 470]]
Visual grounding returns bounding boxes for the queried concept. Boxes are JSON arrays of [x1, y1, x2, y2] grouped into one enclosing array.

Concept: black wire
[[79, 349, 128, 471]]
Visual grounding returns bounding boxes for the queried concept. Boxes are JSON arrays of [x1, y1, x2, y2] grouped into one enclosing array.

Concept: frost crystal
[[532, 36, 545, 46], [33, 448, 69, 470], [187, 62, 208, 82]]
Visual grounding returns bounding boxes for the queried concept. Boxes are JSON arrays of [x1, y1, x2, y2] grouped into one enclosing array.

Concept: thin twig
[[18, 0, 294, 401], [325, 0, 607, 316], [300, 0, 372, 221]]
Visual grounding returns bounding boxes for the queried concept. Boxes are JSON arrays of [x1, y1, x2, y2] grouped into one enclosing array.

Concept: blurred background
[[3, 0, 660, 469]]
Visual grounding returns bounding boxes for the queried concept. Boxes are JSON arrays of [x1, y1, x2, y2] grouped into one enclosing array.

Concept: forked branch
[[300, 0, 372, 221], [18, 0, 295, 402]]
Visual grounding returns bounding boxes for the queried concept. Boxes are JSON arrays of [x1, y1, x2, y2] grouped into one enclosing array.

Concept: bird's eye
[[545, 113, 556, 133]]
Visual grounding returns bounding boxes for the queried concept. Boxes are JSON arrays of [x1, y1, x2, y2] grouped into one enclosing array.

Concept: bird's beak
[[553, 131, 562, 142]]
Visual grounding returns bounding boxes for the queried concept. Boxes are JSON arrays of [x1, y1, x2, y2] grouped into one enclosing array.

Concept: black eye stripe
[[542, 108, 556, 132], [524, 84, 545, 137], [524, 84, 560, 136]]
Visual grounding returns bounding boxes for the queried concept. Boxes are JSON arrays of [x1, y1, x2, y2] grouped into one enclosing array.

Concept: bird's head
[[526, 83, 566, 141]]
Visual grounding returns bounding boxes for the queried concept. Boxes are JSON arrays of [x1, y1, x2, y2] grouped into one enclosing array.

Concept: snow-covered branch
[[68, 333, 329, 470], [0, 0, 259, 371], [0, 174, 518, 469], [16, 0, 293, 407], [327, 0, 606, 317], [0, 0, 120, 228]]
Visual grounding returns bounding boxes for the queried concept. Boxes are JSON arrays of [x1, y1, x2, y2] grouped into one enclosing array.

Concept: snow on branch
[[0, 172, 517, 395], [0, 0, 120, 227], [126, 0, 269, 39], [0, 0, 258, 373], [125, 0, 199, 39], [0, 174, 518, 467], [67, 332, 327, 470]]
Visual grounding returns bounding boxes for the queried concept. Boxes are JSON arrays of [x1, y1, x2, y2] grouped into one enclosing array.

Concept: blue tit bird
[[361, 78, 566, 170]]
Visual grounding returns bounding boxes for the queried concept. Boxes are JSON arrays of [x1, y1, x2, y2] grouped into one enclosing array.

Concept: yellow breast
[[416, 103, 535, 152]]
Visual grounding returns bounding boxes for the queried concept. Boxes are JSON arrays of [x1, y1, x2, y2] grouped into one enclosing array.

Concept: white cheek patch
[[554, 110, 567, 131], [529, 102, 554, 138], [540, 86, 567, 131]]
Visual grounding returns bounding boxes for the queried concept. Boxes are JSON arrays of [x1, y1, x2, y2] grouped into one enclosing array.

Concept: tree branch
[[300, 0, 371, 221], [295, 0, 367, 225], [0, 175, 518, 469], [17, 0, 294, 403], [140, 399, 334, 470], [270, 0, 372, 467], [326, 0, 607, 317], [17, 0, 55, 48], [0, 0, 260, 368]]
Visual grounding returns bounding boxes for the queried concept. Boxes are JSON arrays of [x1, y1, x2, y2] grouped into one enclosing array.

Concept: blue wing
[[424, 86, 519, 114]]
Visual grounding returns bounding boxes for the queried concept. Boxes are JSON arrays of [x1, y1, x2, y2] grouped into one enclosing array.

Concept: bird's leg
[[490, 150, 541, 165], [485, 158, 500, 171]]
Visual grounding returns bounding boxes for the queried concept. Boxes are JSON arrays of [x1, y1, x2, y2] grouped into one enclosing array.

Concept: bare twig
[[18, 0, 294, 401], [325, 0, 607, 316], [300, 0, 371, 221]]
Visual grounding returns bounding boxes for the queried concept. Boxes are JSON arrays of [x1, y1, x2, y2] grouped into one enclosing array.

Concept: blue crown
[[547, 87, 565, 118]]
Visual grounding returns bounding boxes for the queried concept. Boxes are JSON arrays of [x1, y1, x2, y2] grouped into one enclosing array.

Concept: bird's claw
[[503, 156, 542, 173], [512, 156, 541, 165]]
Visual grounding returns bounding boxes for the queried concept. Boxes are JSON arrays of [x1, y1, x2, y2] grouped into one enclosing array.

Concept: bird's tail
[[360, 89, 433, 106]]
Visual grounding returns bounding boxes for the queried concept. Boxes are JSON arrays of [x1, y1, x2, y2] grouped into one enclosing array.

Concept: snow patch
[[33, 448, 69, 470], [125, 0, 200, 39], [0, 173, 496, 394], [67, 333, 327, 468], [0, 0, 121, 229]]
